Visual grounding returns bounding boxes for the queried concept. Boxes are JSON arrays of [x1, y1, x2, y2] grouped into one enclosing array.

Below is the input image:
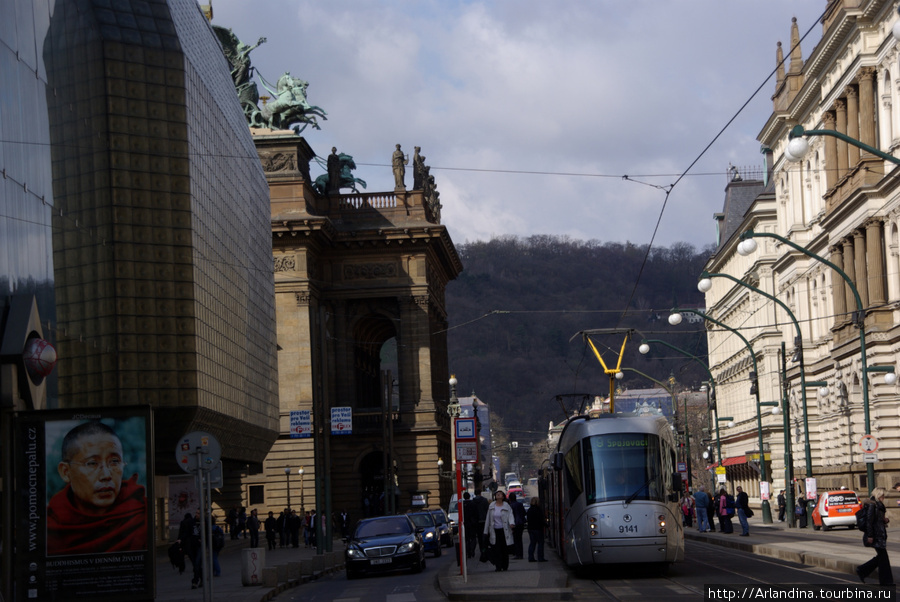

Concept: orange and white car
[[811, 490, 862, 531]]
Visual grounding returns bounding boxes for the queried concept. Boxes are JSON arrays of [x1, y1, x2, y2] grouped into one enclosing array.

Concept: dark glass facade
[[1, 0, 279, 469]]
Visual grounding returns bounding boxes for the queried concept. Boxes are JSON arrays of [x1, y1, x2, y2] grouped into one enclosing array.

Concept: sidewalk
[[437, 548, 572, 601], [685, 517, 900, 580], [155, 536, 344, 602]]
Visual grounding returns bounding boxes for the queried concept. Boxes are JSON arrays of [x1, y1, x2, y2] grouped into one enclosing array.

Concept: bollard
[[261, 566, 278, 588], [299, 559, 313, 577], [275, 564, 288, 582], [286, 561, 300, 580], [241, 548, 266, 586], [311, 554, 326, 574]]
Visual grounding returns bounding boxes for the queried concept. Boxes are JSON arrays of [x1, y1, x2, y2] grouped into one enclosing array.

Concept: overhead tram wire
[[612, 7, 827, 331]]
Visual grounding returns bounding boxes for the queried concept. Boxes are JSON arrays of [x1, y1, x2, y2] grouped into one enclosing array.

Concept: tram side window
[[564, 443, 584, 503]]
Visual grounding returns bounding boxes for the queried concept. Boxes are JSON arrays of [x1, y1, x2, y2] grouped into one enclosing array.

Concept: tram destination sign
[[456, 440, 479, 463]]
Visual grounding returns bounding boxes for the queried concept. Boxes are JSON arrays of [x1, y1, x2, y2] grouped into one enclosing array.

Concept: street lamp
[[284, 466, 292, 512], [783, 124, 900, 166], [298, 466, 305, 514], [740, 229, 898, 494], [698, 270, 815, 521], [670, 308, 773, 523]]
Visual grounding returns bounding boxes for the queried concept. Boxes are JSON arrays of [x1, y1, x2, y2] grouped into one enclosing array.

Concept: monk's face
[[58, 433, 125, 513]]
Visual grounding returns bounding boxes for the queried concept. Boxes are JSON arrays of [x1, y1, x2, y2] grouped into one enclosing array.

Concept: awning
[[706, 456, 747, 470]]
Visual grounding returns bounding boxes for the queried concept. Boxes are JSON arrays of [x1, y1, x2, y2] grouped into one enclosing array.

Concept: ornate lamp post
[[738, 231, 896, 494], [284, 466, 292, 512], [298, 466, 305, 514]]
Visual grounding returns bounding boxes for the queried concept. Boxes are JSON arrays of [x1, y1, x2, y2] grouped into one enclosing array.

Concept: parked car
[[407, 511, 442, 557], [447, 494, 459, 534], [507, 486, 525, 502], [811, 490, 862, 531], [430, 508, 453, 547], [344, 515, 426, 579]]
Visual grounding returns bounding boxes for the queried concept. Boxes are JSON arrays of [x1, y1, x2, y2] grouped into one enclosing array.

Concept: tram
[[541, 413, 684, 569]]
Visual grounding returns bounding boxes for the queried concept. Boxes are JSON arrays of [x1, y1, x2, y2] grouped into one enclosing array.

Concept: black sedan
[[345, 515, 426, 579]]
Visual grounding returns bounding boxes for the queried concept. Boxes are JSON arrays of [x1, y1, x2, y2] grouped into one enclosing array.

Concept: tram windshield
[[583, 432, 664, 503]]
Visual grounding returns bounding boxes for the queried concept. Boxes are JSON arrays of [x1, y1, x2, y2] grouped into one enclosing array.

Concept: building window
[[249, 485, 264, 506]]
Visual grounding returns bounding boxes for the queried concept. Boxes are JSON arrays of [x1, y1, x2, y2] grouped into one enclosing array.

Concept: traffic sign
[[176, 431, 221, 474], [865, 453, 878, 463], [455, 418, 477, 440], [677, 462, 687, 472], [456, 440, 479, 463], [859, 435, 879, 453], [715, 466, 726, 475]]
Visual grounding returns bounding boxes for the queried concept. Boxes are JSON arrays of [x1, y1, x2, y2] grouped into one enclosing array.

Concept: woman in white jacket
[[483, 490, 514, 571]]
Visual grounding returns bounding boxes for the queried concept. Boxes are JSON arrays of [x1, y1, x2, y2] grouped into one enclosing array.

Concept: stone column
[[824, 111, 839, 191], [853, 229, 869, 309], [865, 218, 886, 306], [830, 246, 847, 328], [845, 86, 860, 166], [841, 238, 856, 323], [858, 67, 877, 149], [835, 99, 849, 179]]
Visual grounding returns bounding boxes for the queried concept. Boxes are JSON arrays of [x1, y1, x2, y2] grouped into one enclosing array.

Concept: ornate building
[[703, 1, 900, 503], [242, 133, 462, 529]]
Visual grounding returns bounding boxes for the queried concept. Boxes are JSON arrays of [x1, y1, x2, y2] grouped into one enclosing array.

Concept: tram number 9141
[[618, 525, 638, 534]]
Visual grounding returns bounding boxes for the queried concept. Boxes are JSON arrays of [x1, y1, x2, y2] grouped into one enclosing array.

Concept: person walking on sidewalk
[[777, 490, 786, 522], [509, 492, 526, 559], [265, 511, 277, 550], [484, 490, 514, 572], [694, 486, 711, 532], [473, 490, 490, 555], [247, 508, 261, 548], [856, 487, 895, 585], [735, 486, 752, 536], [526, 497, 547, 562], [717, 488, 735, 534]]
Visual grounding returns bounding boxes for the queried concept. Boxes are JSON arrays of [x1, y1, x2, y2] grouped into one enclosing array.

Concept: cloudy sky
[[209, 0, 825, 249]]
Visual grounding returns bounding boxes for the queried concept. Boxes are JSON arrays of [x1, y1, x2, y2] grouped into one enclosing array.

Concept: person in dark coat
[[777, 490, 786, 522], [508, 492, 526, 559], [735, 486, 751, 536], [462, 492, 478, 558], [177, 513, 202, 589], [857, 487, 895, 585], [264, 511, 277, 550], [526, 497, 547, 562], [473, 490, 490, 554], [288, 509, 302, 548]]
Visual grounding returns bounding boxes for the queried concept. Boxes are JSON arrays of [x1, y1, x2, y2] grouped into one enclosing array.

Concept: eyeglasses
[[67, 458, 125, 473]]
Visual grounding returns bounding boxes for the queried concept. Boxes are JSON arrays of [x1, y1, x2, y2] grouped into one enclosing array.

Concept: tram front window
[[583, 433, 663, 503]]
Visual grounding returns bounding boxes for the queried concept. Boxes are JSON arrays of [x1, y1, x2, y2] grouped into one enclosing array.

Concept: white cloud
[[211, 0, 824, 247]]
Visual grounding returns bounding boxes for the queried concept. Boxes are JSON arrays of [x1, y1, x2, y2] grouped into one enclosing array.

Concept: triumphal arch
[[252, 132, 462, 527]]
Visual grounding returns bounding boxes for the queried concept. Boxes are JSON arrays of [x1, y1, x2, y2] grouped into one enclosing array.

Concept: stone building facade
[[244, 133, 462, 526], [703, 0, 900, 504]]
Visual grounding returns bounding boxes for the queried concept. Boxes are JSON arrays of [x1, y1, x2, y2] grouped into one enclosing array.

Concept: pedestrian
[[856, 487, 895, 585], [694, 485, 711, 532], [225, 505, 236, 536], [237, 506, 247, 539], [473, 489, 490, 555], [276, 510, 286, 547], [735, 486, 751, 536], [894, 482, 900, 506], [210, 515, 224, 577], [508, 492, 526, 559], [309, 509, 318, 547], [483, 490, 514, 572], [462, 492, 478, 558], [681, 490, 694, 528], [340, 509, 350, 538], [265, 511, 277, 550], [717, 488, 735, 534], [526, 497, 547, 562], [247, 508, 261, 548], [177, 512, 202, 589], [302, 511, 311, 547], [777, 489, 786, 522], [289, 509, 301, 548]]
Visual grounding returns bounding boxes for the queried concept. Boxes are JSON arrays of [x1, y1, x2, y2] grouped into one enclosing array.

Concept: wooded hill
[[445, 235, 716, 453]]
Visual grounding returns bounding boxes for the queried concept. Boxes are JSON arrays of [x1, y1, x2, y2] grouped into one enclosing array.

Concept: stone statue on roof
[[213, 26, 327, 133]]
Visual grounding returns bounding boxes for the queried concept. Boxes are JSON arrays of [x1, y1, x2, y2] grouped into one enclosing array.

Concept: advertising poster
[[15, 406, 155, 601], [331, 407, 352, 435], [290, 410, 311, 438], [167, 474, 199, 533]]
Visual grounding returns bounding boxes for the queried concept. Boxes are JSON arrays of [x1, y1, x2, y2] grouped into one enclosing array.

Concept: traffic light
[[749, 371, 758, 396]]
